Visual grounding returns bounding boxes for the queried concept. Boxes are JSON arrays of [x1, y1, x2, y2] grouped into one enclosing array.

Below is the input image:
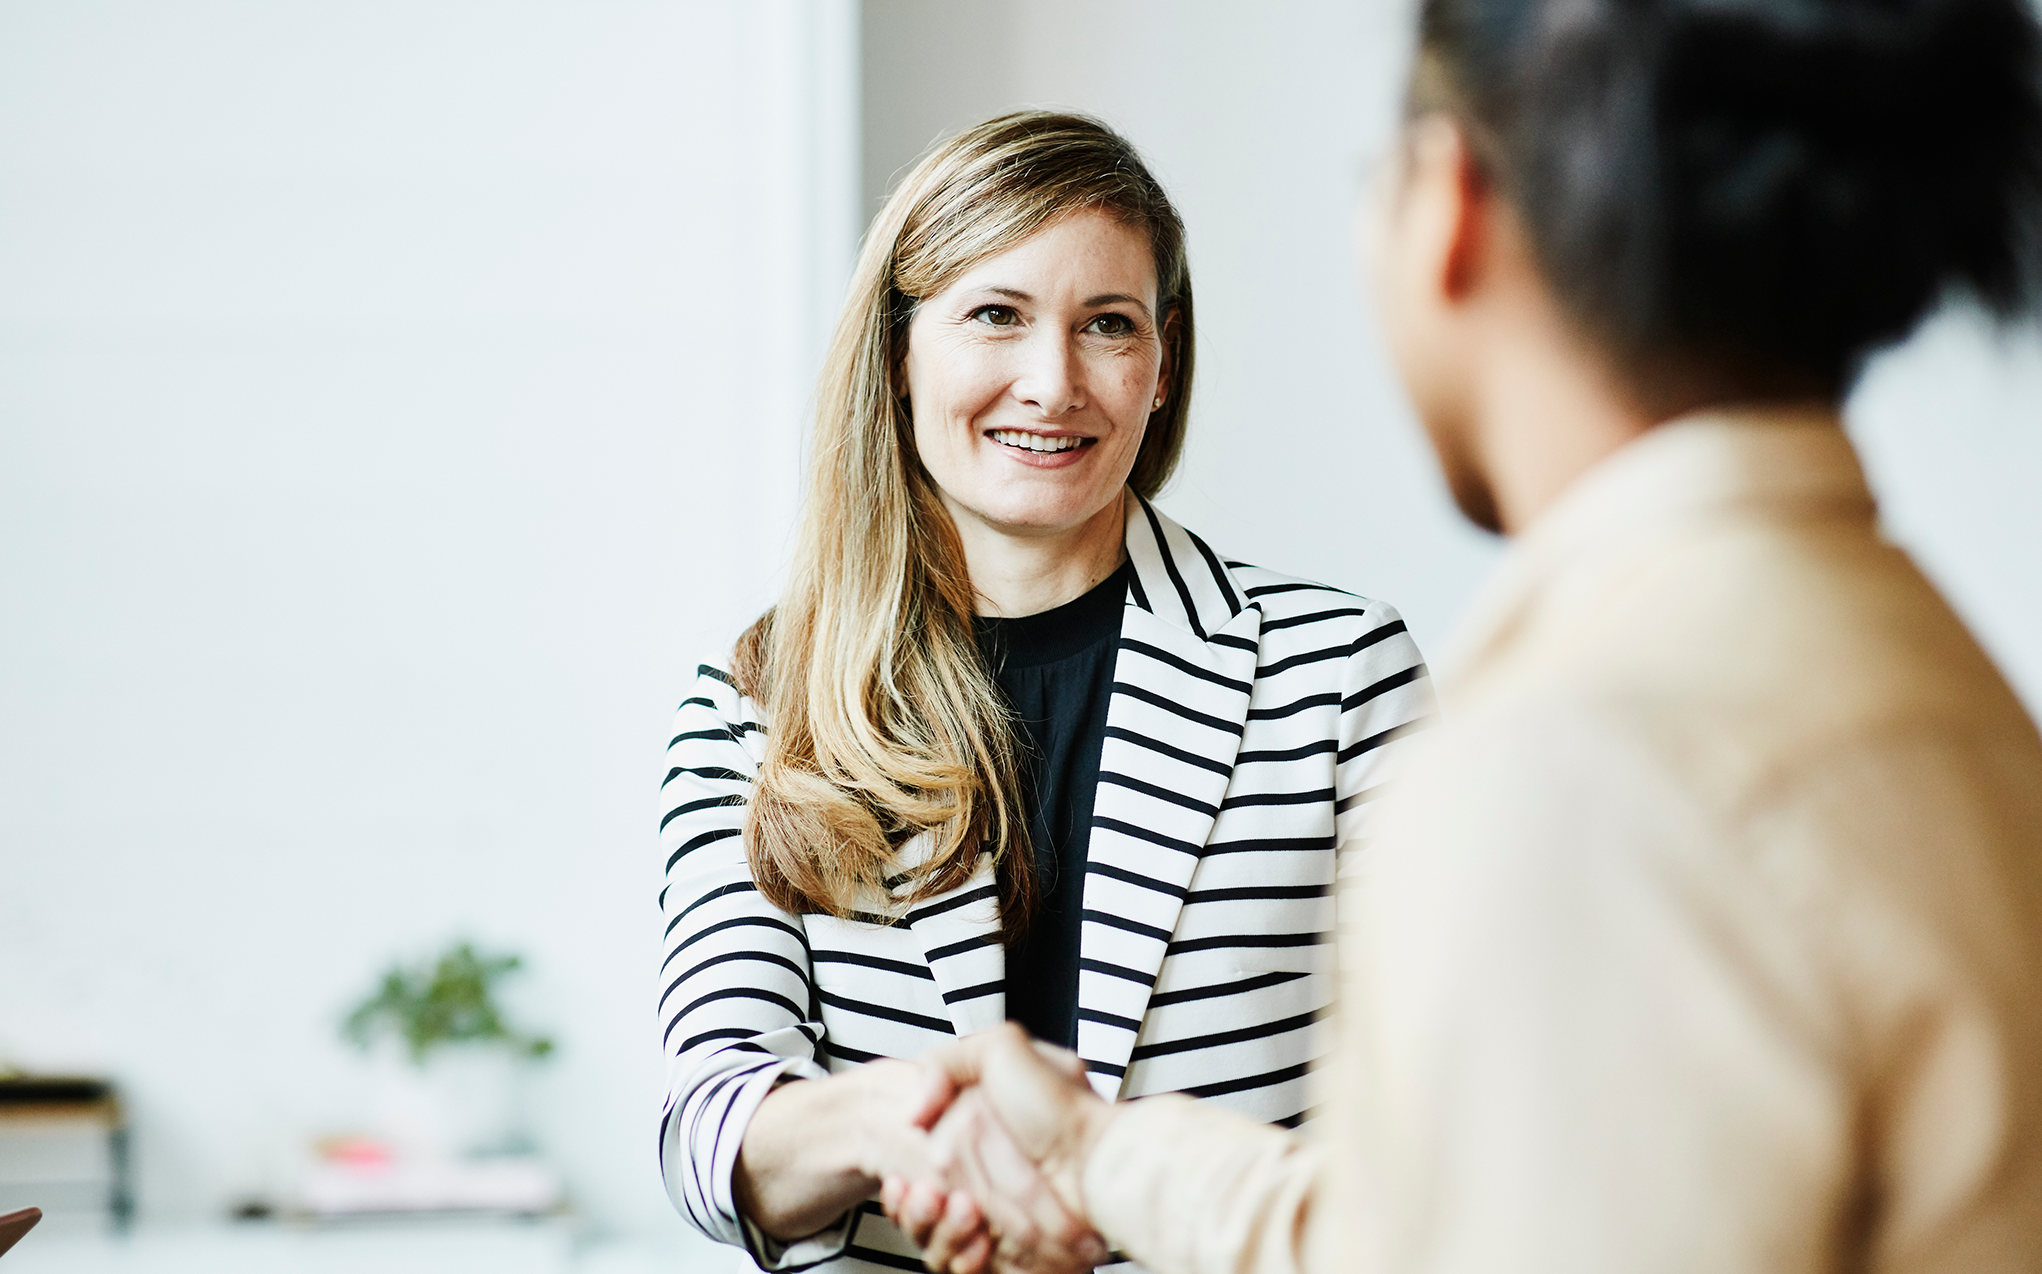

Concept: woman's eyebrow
[[966, 285, 1151, 314]]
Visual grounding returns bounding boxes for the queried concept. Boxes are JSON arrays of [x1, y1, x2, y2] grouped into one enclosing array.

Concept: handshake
[[880, 1023, 1122, 1274]]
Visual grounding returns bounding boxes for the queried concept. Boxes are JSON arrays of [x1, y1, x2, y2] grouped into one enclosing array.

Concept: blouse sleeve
[[656, 663, 856, 1270], [1332, 602, 1435, 858]]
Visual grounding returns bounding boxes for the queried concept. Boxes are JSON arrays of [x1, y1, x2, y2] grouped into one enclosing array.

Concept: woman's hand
[[734, 1059, 960, 1242], [883, 1026, 1112, 1274], [883, 1174, 996, 1274]]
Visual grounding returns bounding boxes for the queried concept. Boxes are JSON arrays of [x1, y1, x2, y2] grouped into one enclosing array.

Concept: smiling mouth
[[989, 429, 1092, 454]]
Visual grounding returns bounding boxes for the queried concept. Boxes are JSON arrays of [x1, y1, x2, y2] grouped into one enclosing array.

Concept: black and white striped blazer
[[657, 498, 1432, 1272]]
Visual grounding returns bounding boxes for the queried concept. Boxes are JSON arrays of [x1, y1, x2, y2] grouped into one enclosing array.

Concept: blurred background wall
[[2, 0, 2038, 1253], [0, 0, 856, 1245]]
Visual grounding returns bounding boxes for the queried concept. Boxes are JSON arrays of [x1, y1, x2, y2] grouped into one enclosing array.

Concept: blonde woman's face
[[903, 208, 1170, 545]]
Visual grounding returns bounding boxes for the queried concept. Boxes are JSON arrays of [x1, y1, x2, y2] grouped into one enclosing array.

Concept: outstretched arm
[[1082, 1093, 1327, 1274]]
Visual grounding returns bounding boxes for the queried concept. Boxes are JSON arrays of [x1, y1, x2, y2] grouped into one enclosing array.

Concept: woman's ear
[[1439, 123, 1493, 301], [1398, 114, 1490, 308], [1373, 113, 1503, 531], [1156, 306, 1183, 407], [890, 306, 914, 405]]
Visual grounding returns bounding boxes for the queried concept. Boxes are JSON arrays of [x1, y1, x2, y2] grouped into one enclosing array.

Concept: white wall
[[1852, 308, 2042, 706], [0, 0, 855, 1242], [861, 0, 2042, 708]]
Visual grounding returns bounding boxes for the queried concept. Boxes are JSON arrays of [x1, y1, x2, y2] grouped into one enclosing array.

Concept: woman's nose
[[1011, 333, 1085, 417]]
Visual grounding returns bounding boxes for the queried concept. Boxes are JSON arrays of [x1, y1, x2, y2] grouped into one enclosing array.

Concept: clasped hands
[[884, 1022, 1121, 1274]]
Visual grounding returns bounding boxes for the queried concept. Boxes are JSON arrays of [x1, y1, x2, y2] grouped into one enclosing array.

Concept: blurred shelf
[[0, 1078, 129, 1236]]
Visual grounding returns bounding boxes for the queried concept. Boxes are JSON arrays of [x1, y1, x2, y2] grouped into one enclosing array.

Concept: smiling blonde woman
[[655, 112, 1434, 1274]]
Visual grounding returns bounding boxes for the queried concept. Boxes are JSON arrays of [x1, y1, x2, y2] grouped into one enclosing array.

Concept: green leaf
[[338, 940, 557, 1067]]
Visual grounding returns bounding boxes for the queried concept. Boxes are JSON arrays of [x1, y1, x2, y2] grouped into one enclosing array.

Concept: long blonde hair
[[733, 111, 1195, 933]]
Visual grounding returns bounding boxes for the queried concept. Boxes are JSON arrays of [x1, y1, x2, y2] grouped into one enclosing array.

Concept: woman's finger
[[883, 1175, 942, 1246], [920, 1187, 988, 1273], [908, 1028, 1009, 1130], [1029, 1040, 1090, 1083], [905, 1059, 962, 1131], [949, 1227, 994, 1274], [910, 1180, 947, 1233]]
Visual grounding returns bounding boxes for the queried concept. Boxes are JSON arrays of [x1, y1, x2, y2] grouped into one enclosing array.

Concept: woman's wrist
[[736, 1073, 880, 1239], [1044, 1088, 1119, 1216], [736, 1060, 932, 1241], [842, 1059, 928, 1183]]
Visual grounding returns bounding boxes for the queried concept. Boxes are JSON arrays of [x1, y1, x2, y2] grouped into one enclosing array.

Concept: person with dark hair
[[880, 2, 2042, 1272]]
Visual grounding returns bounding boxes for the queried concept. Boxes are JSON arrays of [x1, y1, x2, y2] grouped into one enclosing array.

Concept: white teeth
[[990, 430, 1085, 453]]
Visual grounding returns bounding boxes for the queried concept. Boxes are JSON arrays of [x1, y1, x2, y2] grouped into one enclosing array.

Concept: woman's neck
[[952, 490, 1129, 618]]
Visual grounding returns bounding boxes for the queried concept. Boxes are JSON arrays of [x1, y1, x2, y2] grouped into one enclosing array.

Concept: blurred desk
[[0, 1217, 757, 1274]]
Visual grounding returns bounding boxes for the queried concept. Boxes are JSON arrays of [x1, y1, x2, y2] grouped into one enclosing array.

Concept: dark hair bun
[[1423, 0, 2042, 394]]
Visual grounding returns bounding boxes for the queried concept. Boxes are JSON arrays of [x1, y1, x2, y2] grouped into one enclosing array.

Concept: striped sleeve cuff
[[663, 1054, 833, 1255], [739, 1200, 862, 1273]]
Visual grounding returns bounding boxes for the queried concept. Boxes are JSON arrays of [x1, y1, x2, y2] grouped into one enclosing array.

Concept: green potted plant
[[341, 942, 555, 1158]]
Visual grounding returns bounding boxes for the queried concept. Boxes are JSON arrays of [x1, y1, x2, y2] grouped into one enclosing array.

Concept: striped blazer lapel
[[1075, 494, 1258, 1097], [904, 857, 1008, 1037]]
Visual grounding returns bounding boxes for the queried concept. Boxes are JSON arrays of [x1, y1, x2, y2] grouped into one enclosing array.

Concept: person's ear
[[1398, 114, 1490, 309], [1440, 123, 1491, 301], [890, 306, 916, 406], [1154, 305, 1181, 409], [1371, 113, 1503, 534]]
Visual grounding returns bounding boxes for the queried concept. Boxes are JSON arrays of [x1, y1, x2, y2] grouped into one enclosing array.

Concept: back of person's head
[[1416, 0, 2042, 402]]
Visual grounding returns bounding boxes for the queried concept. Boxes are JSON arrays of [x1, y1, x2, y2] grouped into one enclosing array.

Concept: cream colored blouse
[[1084, 413, 2042, 1274]]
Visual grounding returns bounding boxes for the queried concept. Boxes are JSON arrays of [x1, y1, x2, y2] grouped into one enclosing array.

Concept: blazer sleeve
[[656, 664, 856, 1270], [1333, 603, 1435, 857]]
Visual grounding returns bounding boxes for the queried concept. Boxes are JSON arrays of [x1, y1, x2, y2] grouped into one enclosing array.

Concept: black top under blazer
[[656, 497, 1435, 1273]]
